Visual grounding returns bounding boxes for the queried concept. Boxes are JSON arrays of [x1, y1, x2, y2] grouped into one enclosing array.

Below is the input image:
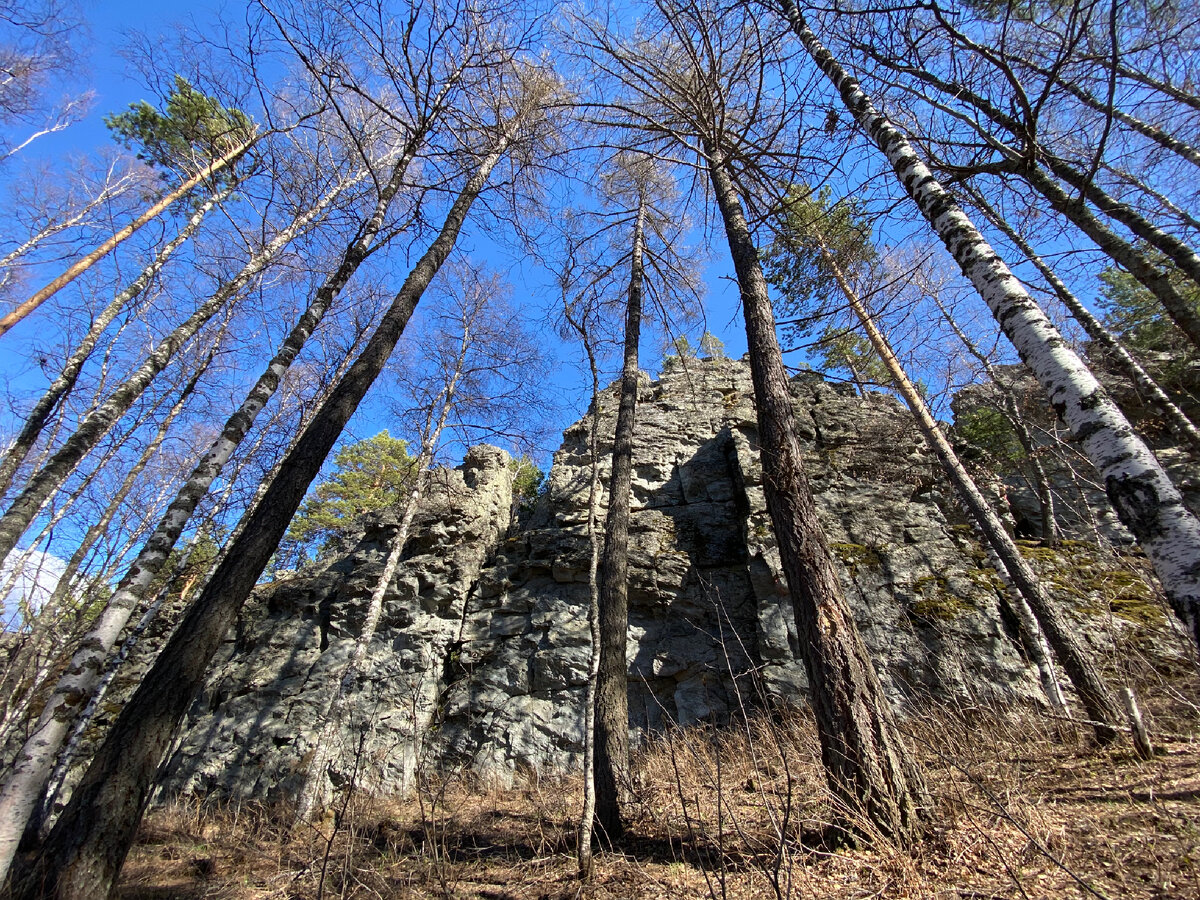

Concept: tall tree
[[0, 78, 257, 337], [295, 259, 541, 822], [579, 0, 928, 844], [764, 189, 1123, 742], [778, 0, 1200, 658], [0, 168, 362, 572], [9, 63, 554, 899], [593, 156, 648, 843]]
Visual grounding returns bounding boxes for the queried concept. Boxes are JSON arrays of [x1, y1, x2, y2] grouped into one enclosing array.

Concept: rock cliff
[[152, 357, 1177, 806]]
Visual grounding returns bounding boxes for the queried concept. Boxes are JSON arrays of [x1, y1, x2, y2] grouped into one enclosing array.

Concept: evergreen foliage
[[282, 431, 416, 564], [761, 185, 876, 344], [510, 455, 544, 511], [1099, 256, 1200, 359], [105, 75, 254, 187]]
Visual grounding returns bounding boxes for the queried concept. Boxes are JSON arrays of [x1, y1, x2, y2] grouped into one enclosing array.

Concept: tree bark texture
[[0, 143, 421, 876], [0, 338, 225, 882], [780, 0, 1200, 657], [11, 126, 517, 900], [707, 150, 927, 845], [593, 198, 645, 842], [966, 186, 1200, 452], [853, 47, 1200, 353], [821, 248, 1120, 743]]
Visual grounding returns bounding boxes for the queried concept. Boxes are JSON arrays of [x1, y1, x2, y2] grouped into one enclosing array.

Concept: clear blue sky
[[29, 0, 754, 447]]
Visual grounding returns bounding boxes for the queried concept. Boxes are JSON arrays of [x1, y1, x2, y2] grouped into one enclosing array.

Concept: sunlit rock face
[[153, 357, 1171, 804]]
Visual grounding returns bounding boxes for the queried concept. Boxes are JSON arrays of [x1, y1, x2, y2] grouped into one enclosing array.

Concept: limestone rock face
[[157, 358, 1153, 803]]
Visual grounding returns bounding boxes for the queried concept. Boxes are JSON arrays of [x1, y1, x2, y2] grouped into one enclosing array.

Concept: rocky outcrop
[[154, 357, 1176, 804]]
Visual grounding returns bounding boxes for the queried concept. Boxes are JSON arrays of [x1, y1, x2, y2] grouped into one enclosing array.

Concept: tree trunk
[[593, 198, 645, 842], [0, 187, 228, 502], [0, 135, 410, 870], [820, 245, 1120, 743], [0, 137, 253, 338], [1036, 63, 1200, 169], [849, 43, 1200, 352], [965, 185, 1200, 453], [780, 0, 1200, 658], [563, 298, 603, 879], [1020, 163, 1200, 352], [934, 302, 1061, 546], [0, 336, 224, 882], [11, 120, 520, 900], [0, 171, 359, 571], [1039, 153, 1200, 295], [296, 312, 465, 824], [707, 149, 927, 845]]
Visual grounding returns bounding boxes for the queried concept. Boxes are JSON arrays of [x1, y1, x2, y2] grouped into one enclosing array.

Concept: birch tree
[[778, 0, 1200, 659], [0, 168, 362, 572], [10, 62, 556, 900]]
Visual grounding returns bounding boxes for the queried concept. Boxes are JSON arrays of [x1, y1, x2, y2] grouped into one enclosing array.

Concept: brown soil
[[116, 690, 1200, 900]]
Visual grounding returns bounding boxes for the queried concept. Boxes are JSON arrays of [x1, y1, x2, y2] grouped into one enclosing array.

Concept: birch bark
[[0, 171, 359, 570], [0, 187, 230, 501], [964, 185, 1200, 452], [0, 334, 225, 882], [780, 0, 1200, 656], [294, 304, 470, 824]]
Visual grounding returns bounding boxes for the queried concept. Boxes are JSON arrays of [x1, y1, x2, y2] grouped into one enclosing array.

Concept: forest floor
[[118, 682, 1200, 900]]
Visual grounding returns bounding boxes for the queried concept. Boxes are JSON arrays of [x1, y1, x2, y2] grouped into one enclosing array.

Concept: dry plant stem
[[0, 137, 253, 338], [779, 0, 1200, 656], [707, 145, 927, 845], [1120, 687, 1154, 761], [818, 243, 1122, 738]]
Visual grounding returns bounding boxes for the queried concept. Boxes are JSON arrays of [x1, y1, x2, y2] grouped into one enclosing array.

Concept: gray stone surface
[[153, 357, 1167, 804]]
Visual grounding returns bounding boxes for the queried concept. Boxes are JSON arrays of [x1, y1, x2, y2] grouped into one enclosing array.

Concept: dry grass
[[118, 696, 1200, 900]]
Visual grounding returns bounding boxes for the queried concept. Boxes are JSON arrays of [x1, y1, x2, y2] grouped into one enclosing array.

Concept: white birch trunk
[[0, 186, 230, 501], [966, 186, 1200, 452], [0, 335, 223, 882], [781, 0, 1200, 656], [0, 143, 423, 874], [0, 171, 361, 571]]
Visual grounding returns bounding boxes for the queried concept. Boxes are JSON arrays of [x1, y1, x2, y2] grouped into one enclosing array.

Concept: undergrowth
[[116, 689, 1200, 900]]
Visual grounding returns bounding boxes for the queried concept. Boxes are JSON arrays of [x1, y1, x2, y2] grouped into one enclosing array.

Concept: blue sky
[[18, 0, 754, 452]]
